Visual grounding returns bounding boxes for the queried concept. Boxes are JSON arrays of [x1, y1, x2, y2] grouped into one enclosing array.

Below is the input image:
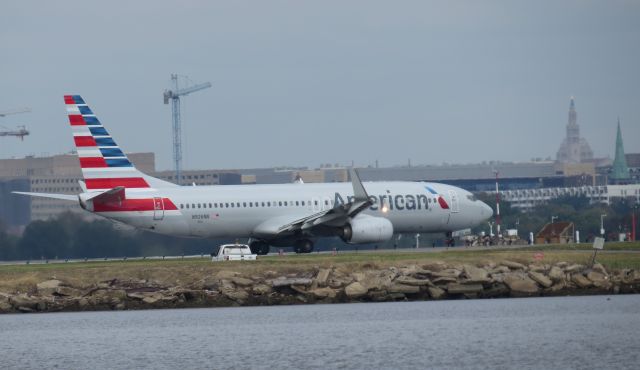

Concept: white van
[[212, 244, 257, 261]]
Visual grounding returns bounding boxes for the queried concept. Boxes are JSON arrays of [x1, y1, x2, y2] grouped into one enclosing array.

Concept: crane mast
[[163, 75, 211, 184]]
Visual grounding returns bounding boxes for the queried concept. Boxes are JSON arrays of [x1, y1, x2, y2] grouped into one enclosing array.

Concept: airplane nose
[[481, 202, 493, 219]]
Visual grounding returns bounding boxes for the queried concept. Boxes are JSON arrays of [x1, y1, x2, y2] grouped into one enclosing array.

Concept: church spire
[[610, 118, 630, 183]]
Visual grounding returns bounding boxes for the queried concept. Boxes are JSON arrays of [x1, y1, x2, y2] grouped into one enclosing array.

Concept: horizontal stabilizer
[[84, 186, 125, 204], [12, 191, 78, 201]]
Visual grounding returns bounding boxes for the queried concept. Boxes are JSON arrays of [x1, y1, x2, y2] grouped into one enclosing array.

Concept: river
[[1, 295, 638, 369]]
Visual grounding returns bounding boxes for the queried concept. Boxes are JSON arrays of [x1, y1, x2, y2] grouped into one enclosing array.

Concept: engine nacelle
[[341, 215, 394, 244]]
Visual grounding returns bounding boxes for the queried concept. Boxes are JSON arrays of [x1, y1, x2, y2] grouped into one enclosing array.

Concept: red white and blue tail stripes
[[65, 95, 151, 191]]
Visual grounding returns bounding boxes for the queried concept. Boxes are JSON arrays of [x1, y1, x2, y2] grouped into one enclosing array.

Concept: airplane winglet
[[349, 168, 369, 201]]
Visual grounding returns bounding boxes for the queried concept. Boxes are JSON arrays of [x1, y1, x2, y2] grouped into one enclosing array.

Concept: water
[[1, 296, 639, 370]]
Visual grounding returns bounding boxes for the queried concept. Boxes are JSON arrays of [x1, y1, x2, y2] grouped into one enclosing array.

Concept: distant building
[[556, 97, 594, 164], [535, 222, 574, 244], [610, 120, 631, 184]]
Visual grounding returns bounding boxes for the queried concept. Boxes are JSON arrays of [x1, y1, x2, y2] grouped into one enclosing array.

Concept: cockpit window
[[467, 194, 477, 202]]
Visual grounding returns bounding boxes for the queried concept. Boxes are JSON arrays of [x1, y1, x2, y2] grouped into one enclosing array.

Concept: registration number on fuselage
[[192, 214, 210, 220]]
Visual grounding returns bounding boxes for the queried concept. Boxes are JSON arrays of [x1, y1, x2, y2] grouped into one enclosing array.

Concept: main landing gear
[[445, 231, 455, 247], [250, 239, 315, 255], [250, 240, 270, 255], [293, 239, 314, 254]]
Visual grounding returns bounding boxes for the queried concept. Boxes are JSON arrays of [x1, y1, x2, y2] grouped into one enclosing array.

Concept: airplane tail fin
[[64, 95, 176, 192]]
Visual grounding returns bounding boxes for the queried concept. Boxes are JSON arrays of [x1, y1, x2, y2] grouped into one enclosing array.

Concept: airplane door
[[153, 197, 164, 220], [448, 190, 460, 213]]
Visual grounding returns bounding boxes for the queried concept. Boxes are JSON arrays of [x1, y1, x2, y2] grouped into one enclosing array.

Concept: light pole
[[600, 214, 607, 237], [551, 216, 558, 224]]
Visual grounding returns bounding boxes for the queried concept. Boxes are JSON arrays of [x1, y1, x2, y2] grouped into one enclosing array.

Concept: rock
[[387, 284, 420, 294], [431, 269, 462, 279], [359, 272, 393, 291], [272, 277, 313, 288], [528, 264, 547, 273], [394, 276, 431, 286], [503, 275, 540, 296], [565, 264, 584, 273], [528, 271, 553, 288], [501, 260, 526, 270], [555, 262, 569, 268], [549, 281, 567, 292], [344, 282, 368, 298], [463, 265, 490, 283], [491, 266, 511, 274], [447, 283, 483, 295], [432, 277, 458, 285], [230, 277, 253, 287], [571, 273, 592, 288], [0, 295, 13, 312], [252, 284, 272, 295], [427, 287, 446, 299], [36, 279, 63, 293], [141, 292, 164, 304], [482, 283, 509, 298], [9, 294, 40, 310], [126, 292, 148, 300], [315, 269, 331, 287], [592, 263, 607, 275], [587, 271, 610, 289], [223, 289, 249, 303], [399, 265, 419, 276], [309, 287, 337, 299], [548, 266, 565, 282], [422, 262, 447, 272]]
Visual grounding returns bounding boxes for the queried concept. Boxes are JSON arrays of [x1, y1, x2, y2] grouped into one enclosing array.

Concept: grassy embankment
[[1, 242, 639, 293]]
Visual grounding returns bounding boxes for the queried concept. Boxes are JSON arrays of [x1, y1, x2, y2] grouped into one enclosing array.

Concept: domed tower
[[556, 97, 594, 163]]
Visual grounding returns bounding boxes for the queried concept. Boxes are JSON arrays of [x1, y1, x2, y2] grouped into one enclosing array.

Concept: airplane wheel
[[250, 241, 270, 255], [295, 239, 314, 254]]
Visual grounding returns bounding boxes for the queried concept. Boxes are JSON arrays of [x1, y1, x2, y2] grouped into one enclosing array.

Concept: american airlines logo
[[334, 187, 447, 211]]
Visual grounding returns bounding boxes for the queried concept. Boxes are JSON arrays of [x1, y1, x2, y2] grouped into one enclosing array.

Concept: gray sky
[[1, 1, 639, 171]]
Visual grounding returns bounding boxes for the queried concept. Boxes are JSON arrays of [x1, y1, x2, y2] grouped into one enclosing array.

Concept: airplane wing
[[253, 169, 373, 238]]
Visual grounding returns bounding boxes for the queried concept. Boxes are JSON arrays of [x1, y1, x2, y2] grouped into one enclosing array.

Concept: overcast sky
[[1, 1, 639, 171]]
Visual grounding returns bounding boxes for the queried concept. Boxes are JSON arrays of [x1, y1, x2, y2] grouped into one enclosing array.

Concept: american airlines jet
[[15, 95, 493, 254]]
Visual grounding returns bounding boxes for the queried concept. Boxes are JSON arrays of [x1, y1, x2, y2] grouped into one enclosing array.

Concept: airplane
[[14, 95, 493, 254]]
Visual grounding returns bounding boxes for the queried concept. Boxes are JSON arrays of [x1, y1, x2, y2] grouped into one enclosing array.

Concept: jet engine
[[341, 215, 394, 244]]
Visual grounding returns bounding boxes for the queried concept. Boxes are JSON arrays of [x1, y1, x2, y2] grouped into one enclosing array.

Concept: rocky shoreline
[[2, 260, 640, 314]]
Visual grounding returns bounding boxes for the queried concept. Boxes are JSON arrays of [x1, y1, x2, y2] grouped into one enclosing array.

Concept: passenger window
[[267, 202, 271, 206], [262, 202, 265, 207], [249, 202, 253, 207], [214, 203, 218, 208], [324, 200, 328, 205], [301, 201, 305, 206], [279, 201, 282, 206], [209, 203, 212, 208], [243, 202, 247, 207], [284, 201, 288, 206], [314, 200, 318, 205], [192, 204, 195, 208], [186, 204, 189, 209], [180, 204, 184, 209], [198, 204, 201, 209]]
